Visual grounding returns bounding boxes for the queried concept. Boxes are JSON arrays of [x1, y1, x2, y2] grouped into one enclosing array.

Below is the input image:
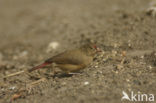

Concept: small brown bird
[[28, 44, 101, 74]]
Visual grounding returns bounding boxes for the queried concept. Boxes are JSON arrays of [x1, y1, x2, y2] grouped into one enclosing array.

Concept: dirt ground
[[0, 0, 156, 103]]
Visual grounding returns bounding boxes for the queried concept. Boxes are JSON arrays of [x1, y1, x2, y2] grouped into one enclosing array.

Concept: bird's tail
[[28, 62, 51, 72]]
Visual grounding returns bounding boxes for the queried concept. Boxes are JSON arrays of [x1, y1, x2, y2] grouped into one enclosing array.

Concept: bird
[[28, 43, 101, 74]]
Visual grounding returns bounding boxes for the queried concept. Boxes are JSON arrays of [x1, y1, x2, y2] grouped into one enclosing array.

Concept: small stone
[[46, 41, 59, 53], [140, 55, 144, 59], [84, 81, 89, 85], [9, 86, 16, 90], [148, 65, 152, 70], [128, 43, 131, 47], [94, 65, 98, 68], [126, 79, 130, 82], [1, 88, 5, 91], [115, 71, 119, 74], [146, 7, 156, 17], [19, 51, 28, 57], [112, 50, 117, 57]]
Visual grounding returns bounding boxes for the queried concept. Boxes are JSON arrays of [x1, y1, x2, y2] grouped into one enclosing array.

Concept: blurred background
[[0, 0, 156, 103]]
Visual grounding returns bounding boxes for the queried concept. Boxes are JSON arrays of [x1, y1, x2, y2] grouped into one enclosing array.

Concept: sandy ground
[[0, 0, 156, 103]]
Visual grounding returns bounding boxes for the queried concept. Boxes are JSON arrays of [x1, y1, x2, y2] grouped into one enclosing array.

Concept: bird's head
[[82, 43, 102, 56]]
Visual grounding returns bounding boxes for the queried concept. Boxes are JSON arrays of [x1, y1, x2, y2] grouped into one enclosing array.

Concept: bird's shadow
[[44, 73, 73, 79], [54, 73, 73, 78], [45, 72, 82, 79]]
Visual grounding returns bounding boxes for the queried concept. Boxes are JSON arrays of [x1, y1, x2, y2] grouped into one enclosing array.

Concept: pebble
[[112, 50, 117, 57], [1, 88, 5, 91], [148, 65, 152, 70], [140, 55, 144, 59], [84, 81, 89, 85], [126, 79, 130, 82], [94, 65, 98, 68], [146, 7, 156, 17], [9, 86, 16, 90], [46, 41, 59, 53], [19, 51, 28, 57]]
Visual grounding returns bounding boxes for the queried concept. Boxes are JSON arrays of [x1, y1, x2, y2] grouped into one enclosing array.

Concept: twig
[[2, 70, 27, 79]]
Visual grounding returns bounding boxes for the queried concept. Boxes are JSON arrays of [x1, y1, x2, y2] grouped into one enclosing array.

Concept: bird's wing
[[48, 50, 84, 65]]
